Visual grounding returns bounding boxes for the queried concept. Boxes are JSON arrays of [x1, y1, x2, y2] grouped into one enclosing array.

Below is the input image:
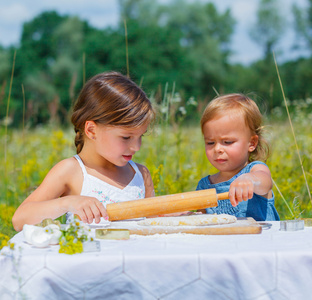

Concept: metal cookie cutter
[[280, 220, 304, 231]]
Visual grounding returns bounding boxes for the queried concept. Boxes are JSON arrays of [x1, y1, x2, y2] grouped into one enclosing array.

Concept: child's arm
[[12, 158, 107, 231], [228, 164, 273, 207]]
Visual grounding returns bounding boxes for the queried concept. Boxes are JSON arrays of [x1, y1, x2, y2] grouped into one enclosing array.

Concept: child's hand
[[228, 165, 273, 207], [67, 196, 108, 224], [228, 174, 255, 207]]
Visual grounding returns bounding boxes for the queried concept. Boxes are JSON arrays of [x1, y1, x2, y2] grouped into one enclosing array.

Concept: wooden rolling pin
[[106, 188, 229, 221]]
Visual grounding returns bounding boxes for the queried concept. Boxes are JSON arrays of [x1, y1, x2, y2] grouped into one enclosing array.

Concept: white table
[[1, 221, 312, 300]]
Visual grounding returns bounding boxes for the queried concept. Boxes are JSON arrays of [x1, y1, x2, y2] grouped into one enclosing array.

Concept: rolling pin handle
[[217, 192, 229, 200]]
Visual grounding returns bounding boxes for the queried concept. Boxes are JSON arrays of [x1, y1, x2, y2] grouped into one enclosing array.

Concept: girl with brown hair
[[13, 72, 155, 231]]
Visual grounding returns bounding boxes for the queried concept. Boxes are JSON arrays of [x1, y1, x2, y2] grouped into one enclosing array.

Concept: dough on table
[[137, 214, 237, 226]]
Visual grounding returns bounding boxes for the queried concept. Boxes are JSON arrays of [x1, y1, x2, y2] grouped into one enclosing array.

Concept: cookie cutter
[[280, 220, 304, 231]]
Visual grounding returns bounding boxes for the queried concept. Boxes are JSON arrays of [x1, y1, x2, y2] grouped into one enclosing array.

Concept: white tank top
[[66, 154, 145, 223]]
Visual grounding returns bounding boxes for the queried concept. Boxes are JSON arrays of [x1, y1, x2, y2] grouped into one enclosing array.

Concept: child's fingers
[[229, 188, 238, 207], [76, 210, 88, 224], [238, 186, 254, 201], [95, 202, 108, 221], [87, 201, 107, 224], [234, 187, 249, 203], [91, 206, 102, 224], [82, 206, 95, 224], [84, 198, 108, 223], [248, 188, 253, 200], [229, 177, 255, 207], [73, 197, 108, 223], [241, 188, 250, 201], [235, 189, 243, 203]]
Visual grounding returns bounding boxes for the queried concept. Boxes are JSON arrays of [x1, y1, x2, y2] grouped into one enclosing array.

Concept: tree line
[[1, 0, 312, 127]]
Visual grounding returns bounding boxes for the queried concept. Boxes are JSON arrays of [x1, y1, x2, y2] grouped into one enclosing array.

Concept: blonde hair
[[71, 72, 155, 154], [200, 93, 270, 162]]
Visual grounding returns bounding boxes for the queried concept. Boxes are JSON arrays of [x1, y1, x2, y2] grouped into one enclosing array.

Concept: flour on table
[[137, 214, 237, 226]]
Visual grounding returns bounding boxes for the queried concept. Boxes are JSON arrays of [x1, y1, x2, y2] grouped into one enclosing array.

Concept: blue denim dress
[[196, 161, 280, 221]]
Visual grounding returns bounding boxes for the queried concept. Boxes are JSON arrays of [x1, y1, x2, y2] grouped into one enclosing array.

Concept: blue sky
[[0, 0, 309, 65]]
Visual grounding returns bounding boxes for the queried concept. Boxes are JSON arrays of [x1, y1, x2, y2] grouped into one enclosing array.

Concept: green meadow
[[2, 0, 312, 247], [1, 96, 311, 243]]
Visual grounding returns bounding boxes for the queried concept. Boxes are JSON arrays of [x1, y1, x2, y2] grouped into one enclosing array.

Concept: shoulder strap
[[128, 160, 144, 180], [128, 160, 140, 173], [74, 154, 88, 177]]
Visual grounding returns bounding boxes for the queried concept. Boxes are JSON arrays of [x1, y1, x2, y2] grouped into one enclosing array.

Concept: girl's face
[[202, 113, 258, 176], [93, 123, 149, 167]]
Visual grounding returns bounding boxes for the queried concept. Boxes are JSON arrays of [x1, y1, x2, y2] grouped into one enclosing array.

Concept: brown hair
[[71, 72, 155, 153], [200, 93, 270, 162]]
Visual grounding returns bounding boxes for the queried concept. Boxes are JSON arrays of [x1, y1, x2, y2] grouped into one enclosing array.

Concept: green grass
[[1, 99, 312, 241]]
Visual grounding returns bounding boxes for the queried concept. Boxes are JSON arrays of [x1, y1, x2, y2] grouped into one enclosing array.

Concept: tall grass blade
[[4, 50, 16, 204], [4, 51, 16, 170], [22, 84, 25, 133], [212, 86, 220, 96], [170, 82, 176, 104], [82, 52, 86, 85], [163, 82, 169, 122], [124, 19, 130, 78], [139, 76, 144, 88], [273, 179, 294, 218], [4, 51, 16, 160], [21, 84, 28, 192], [273, 52, 312, 205]]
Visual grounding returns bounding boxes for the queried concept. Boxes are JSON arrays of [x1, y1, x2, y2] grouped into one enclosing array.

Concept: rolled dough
[[137, 214, 237, 226]]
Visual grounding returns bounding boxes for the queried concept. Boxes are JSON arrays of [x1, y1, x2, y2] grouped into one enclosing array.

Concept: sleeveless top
[[66, 154, 145, 223], [196, 161, 280, 221]]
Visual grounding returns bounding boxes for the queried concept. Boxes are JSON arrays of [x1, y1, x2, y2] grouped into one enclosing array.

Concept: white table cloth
[[1, 221, 312, 300]]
